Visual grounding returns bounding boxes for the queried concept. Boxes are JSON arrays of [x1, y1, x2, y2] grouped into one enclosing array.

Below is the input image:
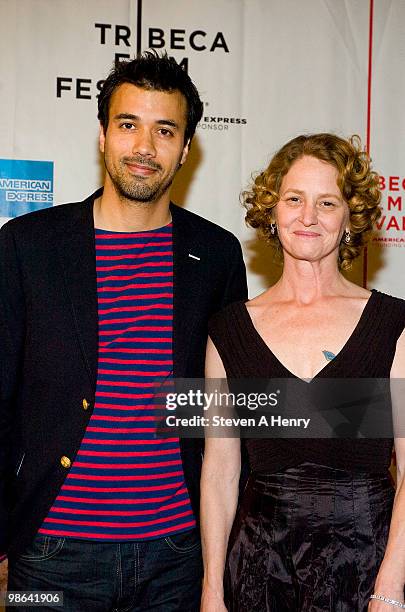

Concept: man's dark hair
[[98, 51, 203, 144]]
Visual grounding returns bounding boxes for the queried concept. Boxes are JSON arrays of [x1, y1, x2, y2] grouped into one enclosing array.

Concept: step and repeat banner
[[1, 0, 404, 297]]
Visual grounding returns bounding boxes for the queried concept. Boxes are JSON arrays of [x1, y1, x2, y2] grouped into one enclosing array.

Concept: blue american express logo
[[0, 159, 54, 217]]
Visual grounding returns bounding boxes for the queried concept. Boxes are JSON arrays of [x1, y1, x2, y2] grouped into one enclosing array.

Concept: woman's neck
[[271, 256, 351, 304]]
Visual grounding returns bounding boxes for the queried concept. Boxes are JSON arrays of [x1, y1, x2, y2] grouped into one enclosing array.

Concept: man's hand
[[0, 557, 8, 595]]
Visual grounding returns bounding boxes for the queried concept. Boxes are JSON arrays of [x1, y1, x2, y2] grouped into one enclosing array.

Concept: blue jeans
[[7, 530, 202, 611]]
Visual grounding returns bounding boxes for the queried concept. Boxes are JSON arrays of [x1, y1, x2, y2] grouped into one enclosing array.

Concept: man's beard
[[106, 155, 180, 203]]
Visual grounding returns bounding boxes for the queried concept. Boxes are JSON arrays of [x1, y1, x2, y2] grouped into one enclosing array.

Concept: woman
[[200, 134, 405, 611]]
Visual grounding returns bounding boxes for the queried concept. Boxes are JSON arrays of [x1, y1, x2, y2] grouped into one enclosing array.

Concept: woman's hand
[[201, 583, 228, 612]]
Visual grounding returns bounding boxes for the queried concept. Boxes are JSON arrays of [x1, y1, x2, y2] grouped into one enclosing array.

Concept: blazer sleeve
[[0, 221, 26, 554], [219, 236, 248, 308]]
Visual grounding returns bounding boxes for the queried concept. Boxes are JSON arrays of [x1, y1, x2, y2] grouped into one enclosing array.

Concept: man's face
[[99, 83, 189, 203]]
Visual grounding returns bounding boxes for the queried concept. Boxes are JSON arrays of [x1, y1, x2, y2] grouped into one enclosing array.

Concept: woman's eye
[[320, 200, 335, 207], [287, 197, 301, 203]]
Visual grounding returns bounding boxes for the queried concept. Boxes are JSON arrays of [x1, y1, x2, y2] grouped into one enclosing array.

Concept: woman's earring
[[270, 222, 277, 235], [344, 229, 351, 243]]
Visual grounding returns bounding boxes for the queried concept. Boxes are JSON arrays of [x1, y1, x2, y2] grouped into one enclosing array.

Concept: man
[[0, 52, 247, 611]]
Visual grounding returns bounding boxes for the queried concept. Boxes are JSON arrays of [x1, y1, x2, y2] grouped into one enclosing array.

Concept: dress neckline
[[238, 289, 378, 383]]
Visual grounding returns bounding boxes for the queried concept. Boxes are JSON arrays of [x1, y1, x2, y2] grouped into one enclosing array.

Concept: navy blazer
[[0, 189, 248, 558]]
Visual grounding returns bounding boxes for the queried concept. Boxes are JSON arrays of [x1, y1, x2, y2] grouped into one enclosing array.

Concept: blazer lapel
[[56, 192, 99, 390], [171, 204, 205, 378], [54, 197, 205, 386]]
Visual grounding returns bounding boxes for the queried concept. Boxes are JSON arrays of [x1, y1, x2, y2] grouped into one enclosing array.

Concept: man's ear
[[179, 139, 190, 166], [99, 123, 106, 154]]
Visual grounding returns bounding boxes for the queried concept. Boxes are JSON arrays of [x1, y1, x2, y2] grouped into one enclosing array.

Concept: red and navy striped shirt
[[39, 224, 195, 540]]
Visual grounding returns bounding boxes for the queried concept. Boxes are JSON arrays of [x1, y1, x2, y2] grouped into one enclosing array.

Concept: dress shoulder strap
[[208, 301, 262, 378], [345, 290, 405, 377]]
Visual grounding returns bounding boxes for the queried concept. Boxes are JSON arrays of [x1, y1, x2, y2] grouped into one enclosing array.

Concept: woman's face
[[275, 155, 350, 264]]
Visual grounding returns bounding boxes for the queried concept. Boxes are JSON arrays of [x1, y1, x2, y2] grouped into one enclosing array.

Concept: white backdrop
[[1, 0, 404, 298]]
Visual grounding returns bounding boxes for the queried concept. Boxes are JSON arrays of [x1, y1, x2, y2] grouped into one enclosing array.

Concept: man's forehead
[[109, 83, 187, 121]]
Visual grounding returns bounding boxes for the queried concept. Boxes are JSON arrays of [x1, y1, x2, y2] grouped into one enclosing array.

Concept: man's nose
[[132, 128, 157, 157]]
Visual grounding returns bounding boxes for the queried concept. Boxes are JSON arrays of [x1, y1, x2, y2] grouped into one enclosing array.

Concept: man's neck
[[93, 185, 172, 232]]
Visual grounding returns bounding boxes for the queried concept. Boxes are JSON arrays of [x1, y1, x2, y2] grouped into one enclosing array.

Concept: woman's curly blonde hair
[[243, 133, 382, 269]]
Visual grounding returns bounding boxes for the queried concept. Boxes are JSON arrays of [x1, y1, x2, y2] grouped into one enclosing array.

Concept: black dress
[[208, 290, 405, 612]]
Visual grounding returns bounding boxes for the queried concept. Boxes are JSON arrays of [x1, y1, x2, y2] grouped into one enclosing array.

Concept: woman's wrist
[[376, 558, 405, 586], [373, 582, 404, 598], [202, 577, 224, 598], [372, 582, 404, 604], [370, 594, 405, 608], [375, 569, 405, 594]]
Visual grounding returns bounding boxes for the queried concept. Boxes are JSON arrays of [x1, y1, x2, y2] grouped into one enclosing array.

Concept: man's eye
[[159, 128, 174, 137], [121, 123, 135, 129]]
